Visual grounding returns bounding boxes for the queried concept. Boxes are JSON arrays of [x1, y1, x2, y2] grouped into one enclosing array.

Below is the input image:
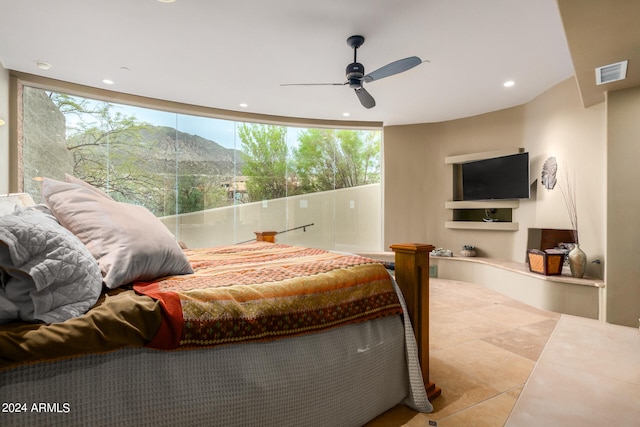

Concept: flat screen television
[[461, 152, 530, 200]]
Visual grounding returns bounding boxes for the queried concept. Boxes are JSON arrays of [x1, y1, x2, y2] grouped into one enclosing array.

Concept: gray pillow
[[0, 207, 102, 323], [41, 177, 194, 289]]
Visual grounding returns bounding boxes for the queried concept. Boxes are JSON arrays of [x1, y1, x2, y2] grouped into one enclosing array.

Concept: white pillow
[[64, 173, 114, 200], [42, 177, 193, 289]]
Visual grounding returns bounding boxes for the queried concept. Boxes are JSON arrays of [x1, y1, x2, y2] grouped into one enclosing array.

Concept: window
[[19, 86, 382, 252]]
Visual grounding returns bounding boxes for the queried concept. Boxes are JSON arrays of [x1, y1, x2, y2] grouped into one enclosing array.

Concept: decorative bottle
[[568, 243, 587, 278]]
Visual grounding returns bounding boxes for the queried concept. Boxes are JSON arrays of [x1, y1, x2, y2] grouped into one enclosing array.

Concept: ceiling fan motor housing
[[346, 62, 364, 88]]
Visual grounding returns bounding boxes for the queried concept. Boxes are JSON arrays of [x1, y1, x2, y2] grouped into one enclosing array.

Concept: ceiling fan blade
[[280, 82, 346, 86], [363, 56, 423, 83], [354, 86, 375, 109]]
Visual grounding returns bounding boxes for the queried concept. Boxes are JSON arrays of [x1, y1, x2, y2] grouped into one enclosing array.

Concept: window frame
[[9, 72, 385, 251], [9, 71, 382, 194]]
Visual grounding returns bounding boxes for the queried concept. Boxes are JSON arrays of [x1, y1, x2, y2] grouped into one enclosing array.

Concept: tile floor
[[366, 278, 640, 426]]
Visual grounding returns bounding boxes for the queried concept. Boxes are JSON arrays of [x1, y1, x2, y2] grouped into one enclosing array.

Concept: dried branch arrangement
[[559, 167, 578, 244]]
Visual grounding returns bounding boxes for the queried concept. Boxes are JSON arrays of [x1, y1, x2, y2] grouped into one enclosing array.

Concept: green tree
[[238, 124, 289, 201], [49, 93, 239, 216], [293, 129, 380, 193], [335, 129, 380, 186], [51, 93, 165, 209], [162, 175, 229, 215]]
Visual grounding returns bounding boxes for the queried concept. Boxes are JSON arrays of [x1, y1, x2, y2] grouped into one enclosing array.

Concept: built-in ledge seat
[[358, 251, 605, 321], [432, 255, 605, 321]]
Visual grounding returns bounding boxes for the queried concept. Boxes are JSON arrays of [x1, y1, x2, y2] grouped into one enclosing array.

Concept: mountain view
[[138, 125, 244, 178], [22, 87, 244, 213], [22, 87, 381, 217]]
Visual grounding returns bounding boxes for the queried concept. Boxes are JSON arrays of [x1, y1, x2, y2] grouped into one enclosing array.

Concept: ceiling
[[0, 0, 629, 127]]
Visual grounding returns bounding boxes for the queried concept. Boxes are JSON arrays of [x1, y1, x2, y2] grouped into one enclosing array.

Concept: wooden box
[[527, 249, 565, 276]]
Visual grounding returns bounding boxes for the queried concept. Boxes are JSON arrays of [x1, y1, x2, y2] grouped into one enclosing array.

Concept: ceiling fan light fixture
[[348, 78, 362, 89]]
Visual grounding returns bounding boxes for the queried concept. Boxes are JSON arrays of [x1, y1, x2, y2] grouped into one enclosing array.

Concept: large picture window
[[20, 86, 382, 251]]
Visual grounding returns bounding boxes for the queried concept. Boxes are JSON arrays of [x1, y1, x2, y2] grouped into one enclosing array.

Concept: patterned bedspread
[[133, 242, 401, 350]]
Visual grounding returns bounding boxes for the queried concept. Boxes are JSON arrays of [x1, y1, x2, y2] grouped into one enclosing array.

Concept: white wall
[[607, 86, 640, 327], [518, 78, 606, 276], [384, 78, 606, 279], [160, 184, 382, 252]]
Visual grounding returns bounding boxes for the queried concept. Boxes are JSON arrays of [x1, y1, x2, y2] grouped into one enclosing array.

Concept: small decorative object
[[430, 248, 452, 257], [559, 165, 586, 278], [527, 249, 565, 276], [461, 245, 476, 257], [541, 157, 558, 190], [568, 243, 587, 278]]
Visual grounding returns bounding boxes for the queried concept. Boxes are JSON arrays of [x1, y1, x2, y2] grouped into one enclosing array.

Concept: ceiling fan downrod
[[346, 35, 365, 88]]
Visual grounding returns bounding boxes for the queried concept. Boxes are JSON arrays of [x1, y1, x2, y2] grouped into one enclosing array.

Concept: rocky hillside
[[137, 126, 244, 178]]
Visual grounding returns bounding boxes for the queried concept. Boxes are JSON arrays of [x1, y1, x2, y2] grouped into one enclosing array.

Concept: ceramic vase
[[568, 243, 587, 278]]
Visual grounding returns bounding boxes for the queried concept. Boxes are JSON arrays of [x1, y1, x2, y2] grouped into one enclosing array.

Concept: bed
[[0, 178, 439, 427]]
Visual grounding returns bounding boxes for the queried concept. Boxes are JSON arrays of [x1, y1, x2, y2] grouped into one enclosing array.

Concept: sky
[[111, 102, 306, 150], [59, 92, 374, 150], [112, 103, 239, 149]]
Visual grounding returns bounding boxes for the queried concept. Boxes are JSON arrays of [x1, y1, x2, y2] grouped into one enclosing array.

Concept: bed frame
[[255, 232, 441, 401], [390, 243, 441, 401]]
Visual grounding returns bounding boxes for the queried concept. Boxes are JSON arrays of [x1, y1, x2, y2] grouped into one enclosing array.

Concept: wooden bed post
[[390, 243, 441, 401]]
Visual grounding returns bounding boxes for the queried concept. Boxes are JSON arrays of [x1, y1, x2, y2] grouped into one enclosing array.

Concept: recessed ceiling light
[[239, 103, 248, 108], [342, 112, 351, 117], [102, 79, 114, 85], [503, 80, 515, 88], [157, 0, 176, 3], [0, 119, 5, 126], [36, 61, 51, 70]]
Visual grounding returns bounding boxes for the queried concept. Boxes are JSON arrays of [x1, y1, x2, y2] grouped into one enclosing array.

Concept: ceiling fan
[[281, 35, 424, 109]]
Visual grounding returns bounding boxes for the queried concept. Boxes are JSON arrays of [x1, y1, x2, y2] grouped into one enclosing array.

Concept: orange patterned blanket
[[133, 242, 401, 350]]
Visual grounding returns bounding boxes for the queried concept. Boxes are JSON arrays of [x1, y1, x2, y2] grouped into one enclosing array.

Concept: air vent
[[595, 60, 628, 85]]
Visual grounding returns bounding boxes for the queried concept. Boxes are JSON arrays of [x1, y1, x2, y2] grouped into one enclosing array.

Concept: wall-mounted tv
[[462, 152, 530, 200]]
